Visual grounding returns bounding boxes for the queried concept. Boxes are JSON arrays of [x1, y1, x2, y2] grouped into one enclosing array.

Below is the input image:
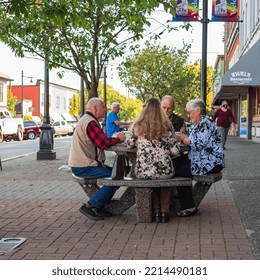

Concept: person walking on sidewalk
[[212, 100, 236, 149], [68, 97, 125, 220], [127, 97, 180, 223]]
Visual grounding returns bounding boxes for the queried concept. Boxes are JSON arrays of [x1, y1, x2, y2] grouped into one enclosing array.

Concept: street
[[0, 136, 72, 161]]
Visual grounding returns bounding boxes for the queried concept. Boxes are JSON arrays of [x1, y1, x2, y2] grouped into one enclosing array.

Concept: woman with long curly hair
[[127, 97, 180, 223]]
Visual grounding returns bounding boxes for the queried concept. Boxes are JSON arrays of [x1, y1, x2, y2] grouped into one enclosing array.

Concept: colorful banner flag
[[172, 0, 199, 22], [212, 0, 239, 22]]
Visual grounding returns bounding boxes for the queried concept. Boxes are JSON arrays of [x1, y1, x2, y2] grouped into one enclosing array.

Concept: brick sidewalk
[[0, 146, 254, 260]]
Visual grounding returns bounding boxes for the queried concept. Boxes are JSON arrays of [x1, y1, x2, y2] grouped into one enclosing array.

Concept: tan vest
[[68, 113, 105, 167]]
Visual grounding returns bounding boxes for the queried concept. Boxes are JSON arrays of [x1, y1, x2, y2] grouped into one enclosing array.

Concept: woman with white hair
[[176, 98, 225, 216]]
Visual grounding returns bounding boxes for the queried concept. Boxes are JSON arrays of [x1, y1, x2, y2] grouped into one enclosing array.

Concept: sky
[[0, 2, 224, 95]]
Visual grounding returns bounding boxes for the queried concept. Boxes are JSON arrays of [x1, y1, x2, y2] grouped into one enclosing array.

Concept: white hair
[[86, 97, 103, 110], [111, 102, 120, 110], [186, 98, 206, 116]]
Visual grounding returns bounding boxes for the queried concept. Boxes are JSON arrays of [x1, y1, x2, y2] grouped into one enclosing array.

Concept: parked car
[[67, 119, 78, 132], [0, 109, 24, 142], [23, 120, 41, 140], [52, 120, 73, 137]]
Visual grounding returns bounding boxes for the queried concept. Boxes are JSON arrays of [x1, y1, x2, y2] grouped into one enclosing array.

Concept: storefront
[[213, 39, 260, 142]]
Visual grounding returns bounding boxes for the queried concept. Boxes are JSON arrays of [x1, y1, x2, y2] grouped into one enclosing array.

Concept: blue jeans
[[71, 165, 119, 209]]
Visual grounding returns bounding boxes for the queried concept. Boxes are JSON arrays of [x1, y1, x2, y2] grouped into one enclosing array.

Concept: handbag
[[111, 154, 130, 180]]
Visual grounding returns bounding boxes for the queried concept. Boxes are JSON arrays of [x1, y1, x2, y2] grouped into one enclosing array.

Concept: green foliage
[[206, 65, 214, 113], [118, 42, 191, 101], [23, 115, 33, 121], [118, 45, 213, 117], [7, 88, 17, 115], [69, 92, 80, 116], [98, 83, 143, 121], [0, 0, 179, 100]]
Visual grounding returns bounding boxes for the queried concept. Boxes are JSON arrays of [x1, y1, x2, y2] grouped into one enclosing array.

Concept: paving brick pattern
[[0, 146, 255, 260]]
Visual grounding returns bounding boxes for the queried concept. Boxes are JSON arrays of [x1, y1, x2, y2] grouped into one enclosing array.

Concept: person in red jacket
[[213, 100, 236, 150]]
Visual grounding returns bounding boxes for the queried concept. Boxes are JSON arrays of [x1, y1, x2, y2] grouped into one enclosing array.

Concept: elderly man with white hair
[[68, 97, 125, 220], [106, 102, 132, 137]]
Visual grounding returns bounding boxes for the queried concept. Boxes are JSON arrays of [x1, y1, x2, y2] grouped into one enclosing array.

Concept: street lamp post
[[37, 60, 56, 160], [21, 70, 33, 118]]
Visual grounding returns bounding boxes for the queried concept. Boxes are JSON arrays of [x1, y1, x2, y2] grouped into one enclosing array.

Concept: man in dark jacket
[[161, 95, 187, 134]]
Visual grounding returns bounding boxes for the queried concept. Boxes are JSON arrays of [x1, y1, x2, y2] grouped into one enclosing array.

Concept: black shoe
[[177, 207, 198, 217], [98, 208, 113, 217], [79, 204, 104, 220], [161, 212, 169, 223], [154, 211, 161, 223]]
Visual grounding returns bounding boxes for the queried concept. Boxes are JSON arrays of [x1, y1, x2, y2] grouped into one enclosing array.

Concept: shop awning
[[213, 39, 260, 103]]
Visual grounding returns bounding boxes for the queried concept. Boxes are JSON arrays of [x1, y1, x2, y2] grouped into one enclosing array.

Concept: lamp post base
[[37, 124, 56, 160]]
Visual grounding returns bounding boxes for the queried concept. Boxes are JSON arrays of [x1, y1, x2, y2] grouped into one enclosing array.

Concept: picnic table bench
[[72, 143, 222, 223], [73, 172, 222, 223]]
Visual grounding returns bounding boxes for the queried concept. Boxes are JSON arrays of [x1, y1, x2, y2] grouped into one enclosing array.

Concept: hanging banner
[[172, 0, 199, 22], [212, 0, 239, 22]]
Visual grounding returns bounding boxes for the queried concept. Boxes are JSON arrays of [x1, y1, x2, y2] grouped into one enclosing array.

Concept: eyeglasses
[[186, 110, 194, 115]]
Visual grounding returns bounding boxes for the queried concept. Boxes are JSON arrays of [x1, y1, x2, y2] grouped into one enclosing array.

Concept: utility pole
[[201, 0, 209, 105]]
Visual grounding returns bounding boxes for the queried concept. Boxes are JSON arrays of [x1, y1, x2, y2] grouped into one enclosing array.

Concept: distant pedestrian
[[106, 102, 132, 137], [212, 100, 236, 149]]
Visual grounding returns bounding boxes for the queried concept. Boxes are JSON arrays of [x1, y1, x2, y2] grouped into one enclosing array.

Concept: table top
[[106, 142, 190, 154], [106, 143, 136, 153]]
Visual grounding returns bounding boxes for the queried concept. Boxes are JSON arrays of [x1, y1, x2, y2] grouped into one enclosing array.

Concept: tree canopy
[[118, 44, 214, 116], [0, 0, 182, 99], [98, 83, 143, 121]]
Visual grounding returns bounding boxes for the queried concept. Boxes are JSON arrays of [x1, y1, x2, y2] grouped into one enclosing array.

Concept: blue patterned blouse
[[189, 115, 225, 175]]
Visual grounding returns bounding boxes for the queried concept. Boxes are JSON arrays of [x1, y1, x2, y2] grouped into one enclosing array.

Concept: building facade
[[213, 0, 260, 142], [10, 80, 79, 121], [0, 72, 13, 110]]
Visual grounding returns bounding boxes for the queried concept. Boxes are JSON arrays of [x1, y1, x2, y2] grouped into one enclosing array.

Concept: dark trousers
[[173, 154, 195, 210], [173, 154, 223, 210]]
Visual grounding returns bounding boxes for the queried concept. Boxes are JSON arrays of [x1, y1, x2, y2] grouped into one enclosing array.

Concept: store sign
[[212, 0, 239, 22], [172, 0, 199, 22], [230, 71, 253, 85]]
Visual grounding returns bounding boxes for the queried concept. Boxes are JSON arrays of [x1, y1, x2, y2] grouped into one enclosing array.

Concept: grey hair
[[86, 97, 103, 110], [111, 102, 120, 109], [161, 95, 175, 106], [187, 98, 206, 116]]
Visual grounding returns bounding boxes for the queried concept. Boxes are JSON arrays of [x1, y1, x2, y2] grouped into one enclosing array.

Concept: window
[[56, 96, 60, 109], [252, 88, 260, 115], [0, 83, 3, 102]]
